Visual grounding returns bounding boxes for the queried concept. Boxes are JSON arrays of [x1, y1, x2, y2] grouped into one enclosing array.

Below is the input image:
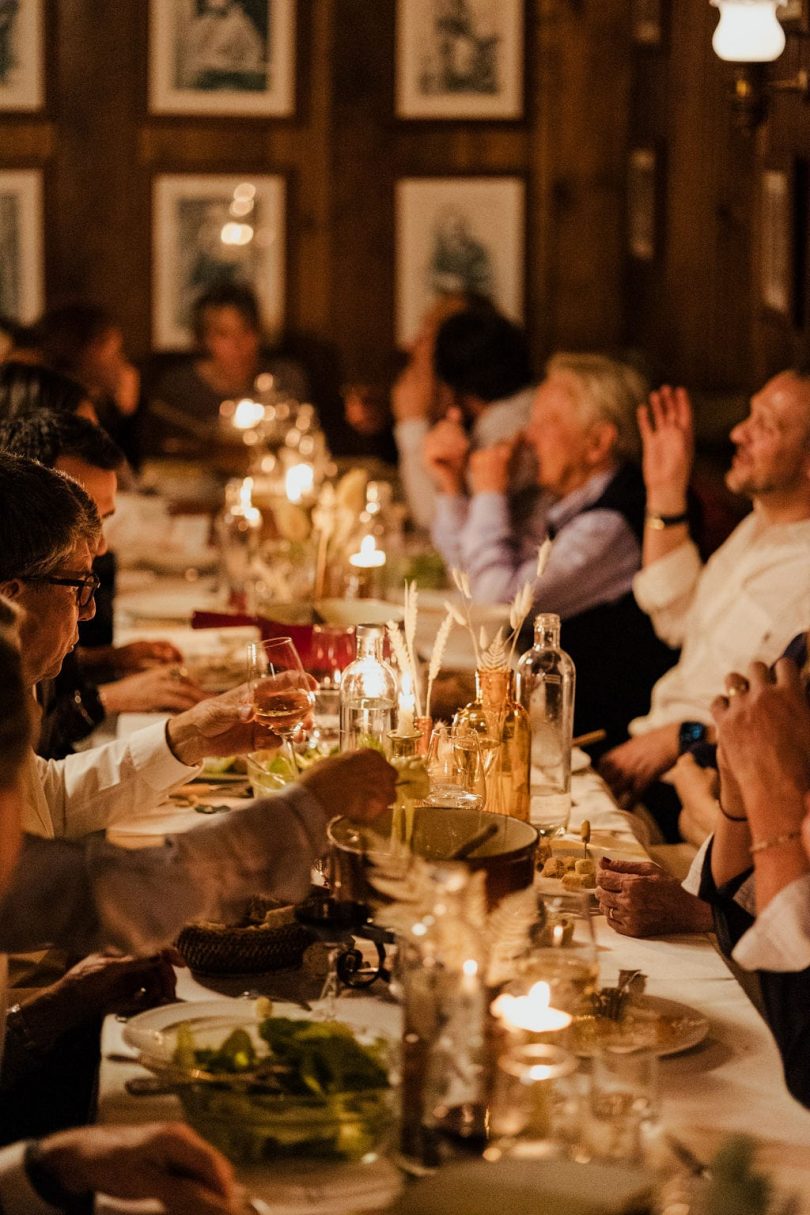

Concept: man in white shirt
[[599, 371, 810, 840]]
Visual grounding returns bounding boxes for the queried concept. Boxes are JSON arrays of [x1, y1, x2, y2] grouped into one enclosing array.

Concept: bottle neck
[[475, 668, 514, 704], [356, 634, 383, 661], [533, 613, 561, 649]]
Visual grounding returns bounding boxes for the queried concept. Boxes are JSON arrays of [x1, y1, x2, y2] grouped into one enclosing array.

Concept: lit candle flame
[[491, 981, 573, 1033], [285, 462, 315, 504], [232, 398, 265, 430], [349, 534, 386, 569]]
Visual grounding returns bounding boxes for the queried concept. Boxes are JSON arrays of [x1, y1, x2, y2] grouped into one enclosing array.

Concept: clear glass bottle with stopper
[[339, 624, 397, 751], [517, 613, 575, 838]]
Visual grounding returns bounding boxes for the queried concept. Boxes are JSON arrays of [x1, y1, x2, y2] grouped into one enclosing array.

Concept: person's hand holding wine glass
[[247, 637, 316, 774]]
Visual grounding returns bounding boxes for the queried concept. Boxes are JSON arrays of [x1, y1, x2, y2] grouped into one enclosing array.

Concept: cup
[[488, 1042, 579, 1161], [582, 1046, 660, 1164]]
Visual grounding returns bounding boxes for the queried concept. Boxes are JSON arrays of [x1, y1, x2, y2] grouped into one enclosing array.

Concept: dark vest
[[546, 463, 678, 758]]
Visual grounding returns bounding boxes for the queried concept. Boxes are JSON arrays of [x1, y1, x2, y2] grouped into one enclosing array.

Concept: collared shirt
[[630, 510, 810, 734], [395, 385, 535, 531], [684, 838, 810, 973], [23, 720, 199, 840], [431, 466, 641, 617]]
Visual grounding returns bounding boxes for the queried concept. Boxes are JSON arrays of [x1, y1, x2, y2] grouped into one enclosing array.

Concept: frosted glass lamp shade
[[711, 0, 787, 62]]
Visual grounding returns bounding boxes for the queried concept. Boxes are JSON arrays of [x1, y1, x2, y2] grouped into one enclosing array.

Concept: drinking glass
[[518, 890, 599, 1021], [247, 637, 315, 776], [424, 724, 486, 812], [488, 1042, 580, 1161], [582, 1046, 660, 1164]]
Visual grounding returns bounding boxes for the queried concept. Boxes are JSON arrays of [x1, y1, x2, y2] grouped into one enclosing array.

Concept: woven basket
[[176, 906, 313, 975]]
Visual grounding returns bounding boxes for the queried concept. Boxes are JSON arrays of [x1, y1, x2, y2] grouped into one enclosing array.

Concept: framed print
[[149, 0, 295, 117], [0, 171, 43, 322], [152, 174, 286, 348], [396, 176, 525, 344], [396, 0, 524, 120], [0, 0, 43, 111], [631, 0, 664, 46], [627, 148, 657, 261], [760, 168, 792, 318], [778, 0, 809, 30]]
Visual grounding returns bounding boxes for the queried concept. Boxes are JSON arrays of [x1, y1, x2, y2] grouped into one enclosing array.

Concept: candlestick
[[398, 671, 416, 735]]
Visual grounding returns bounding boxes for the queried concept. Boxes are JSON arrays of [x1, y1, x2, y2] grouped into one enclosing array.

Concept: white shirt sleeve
[[0, 1142, 60, 1214], [34, 721, 199, 839], [632, 539, 704, 648], [394, 417, 437, 530], [731, 874, 810, 973]]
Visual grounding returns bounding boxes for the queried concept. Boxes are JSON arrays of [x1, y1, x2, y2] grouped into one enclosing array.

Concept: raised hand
[[637, 385, 694, 513], [468, 438, 515, 496], [423, 406, 470, 494]]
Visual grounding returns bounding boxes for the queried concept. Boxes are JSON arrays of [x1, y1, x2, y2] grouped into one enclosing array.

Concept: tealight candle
[[491, 981, 573, 1036], [349, 534, 386, 570], [285, 462, 315, 504]]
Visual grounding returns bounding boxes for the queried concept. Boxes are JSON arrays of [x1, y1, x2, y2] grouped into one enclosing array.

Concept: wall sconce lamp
[[711, 0, 809, 127]]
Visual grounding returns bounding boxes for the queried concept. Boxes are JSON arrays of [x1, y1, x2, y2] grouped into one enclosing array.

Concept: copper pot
[[327, 807, 538, 910]]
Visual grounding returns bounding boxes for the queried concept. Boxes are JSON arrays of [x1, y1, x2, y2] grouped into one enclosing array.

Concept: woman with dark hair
[[147, 281, 307, 457]]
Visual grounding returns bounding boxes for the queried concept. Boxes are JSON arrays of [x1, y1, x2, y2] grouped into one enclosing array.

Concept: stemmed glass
[[247, 637, 315, 777]]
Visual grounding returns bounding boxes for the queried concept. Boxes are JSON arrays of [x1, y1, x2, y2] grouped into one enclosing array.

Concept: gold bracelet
[[750, 829, 802, 855]]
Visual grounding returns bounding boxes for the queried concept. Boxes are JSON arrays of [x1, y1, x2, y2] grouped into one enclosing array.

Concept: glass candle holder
[[488, 1042, 579, 1161]]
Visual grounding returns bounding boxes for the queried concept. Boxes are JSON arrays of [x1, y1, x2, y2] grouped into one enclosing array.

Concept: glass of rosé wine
[[247, 637, 315, 775]]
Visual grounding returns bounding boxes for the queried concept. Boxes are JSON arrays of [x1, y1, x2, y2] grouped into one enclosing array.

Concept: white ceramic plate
[[535, 835, 645, 902], [118, 587, 224, 624], [572, 994, 710, 1058]]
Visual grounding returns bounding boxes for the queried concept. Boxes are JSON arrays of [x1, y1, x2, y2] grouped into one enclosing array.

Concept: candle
[[491, 981, 573, 1035], [398, 671, 416, 735], [232, 398, 265, 430], [285, 462, 315, 504], [235, 477, 262, 526], [349, 534, 386, 569]]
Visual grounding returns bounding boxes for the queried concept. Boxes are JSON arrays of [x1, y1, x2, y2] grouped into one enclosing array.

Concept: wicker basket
[[176, 903, 314, 975]]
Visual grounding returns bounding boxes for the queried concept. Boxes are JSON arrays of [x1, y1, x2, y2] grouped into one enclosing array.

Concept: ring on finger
[[726, 677, 749, 698]]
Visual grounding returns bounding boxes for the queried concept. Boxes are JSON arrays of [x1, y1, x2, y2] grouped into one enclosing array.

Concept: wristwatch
[[645, 510, 689, 530], [678, 721, 708, 754]]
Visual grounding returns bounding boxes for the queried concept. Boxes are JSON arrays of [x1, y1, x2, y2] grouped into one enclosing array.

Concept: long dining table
[[87, 570, 810, 1212]]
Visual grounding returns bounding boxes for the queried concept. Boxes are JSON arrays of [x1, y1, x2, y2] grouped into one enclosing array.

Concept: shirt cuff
[[127, 720, 200, 793], [682, 836, 711, 898], [633, 540, 702, 613], [0, 1142, 61, 1215], [732, 873, 810, 972], [394, 417, 429, 453]]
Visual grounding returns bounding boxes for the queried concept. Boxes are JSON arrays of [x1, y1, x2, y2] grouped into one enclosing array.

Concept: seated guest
[[36, 301, 143, 466], [147, 281, 308, 457], [393, 291, 495, 528], [0, 606, 393, 1213], [682, 654, 810, 1106], [0, 360, 98, 423], [431, 352, 676, 753], [600, 372, 810, 840], [0, 411, 205, 757], [420, 307, 536, 539]]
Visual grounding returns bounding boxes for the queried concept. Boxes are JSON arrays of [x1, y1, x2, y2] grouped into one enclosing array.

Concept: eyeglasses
[[22, 571, 100, 609]]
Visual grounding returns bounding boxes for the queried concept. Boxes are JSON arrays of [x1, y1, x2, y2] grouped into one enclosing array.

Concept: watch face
[[679, 721, 707, 753]]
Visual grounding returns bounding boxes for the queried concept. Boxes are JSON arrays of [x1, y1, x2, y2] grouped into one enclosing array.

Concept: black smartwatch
[[678, 720, 708, 755]]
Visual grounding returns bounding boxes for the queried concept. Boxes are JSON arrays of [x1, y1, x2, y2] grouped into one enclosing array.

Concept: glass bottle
[[214, 478, 263, 611], [339, 624, 397, 751], [516, 613, 575, 839], [454, 668, 530, 821], [399, 866, 489, 1168]]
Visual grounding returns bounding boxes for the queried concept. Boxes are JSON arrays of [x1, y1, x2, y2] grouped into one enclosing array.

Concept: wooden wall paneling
[[530, 0, 633, 358]]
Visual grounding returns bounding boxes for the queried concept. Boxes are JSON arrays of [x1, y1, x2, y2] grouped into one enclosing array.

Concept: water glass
[[424, 724, 486, 812], [583, 1047, 660, 1164]]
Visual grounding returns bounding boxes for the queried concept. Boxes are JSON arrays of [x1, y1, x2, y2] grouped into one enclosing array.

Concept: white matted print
[[397, 0, 523, 119], [152, 174, 286, 349], [396, 176, 525, 344], [0, 0, 43, 111], [0, 171, 43, 322], [149, 0, 295, 117]]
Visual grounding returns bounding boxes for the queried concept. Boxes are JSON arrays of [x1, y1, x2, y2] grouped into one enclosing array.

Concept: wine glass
[[247, 637, 315, 777], [424, 723, 486, 812]]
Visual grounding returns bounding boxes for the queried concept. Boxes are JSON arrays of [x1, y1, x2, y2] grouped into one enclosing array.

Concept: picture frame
[[0, 0, 43, 111], [631, 0, 664, 46], [149, 0, 295, 117], [152, 173, 286, 349], [760, 167, 793, 319], [778, 0, 810, 31], [627, 148, 657, 261], [0, 170, 43, 322], [396, 0, 524, 120], [396, 176, 525, 344]]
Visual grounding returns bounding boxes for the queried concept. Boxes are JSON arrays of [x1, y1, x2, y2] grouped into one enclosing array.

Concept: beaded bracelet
[[750, 829, 802, 855], [716, 799, 746, 823]]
